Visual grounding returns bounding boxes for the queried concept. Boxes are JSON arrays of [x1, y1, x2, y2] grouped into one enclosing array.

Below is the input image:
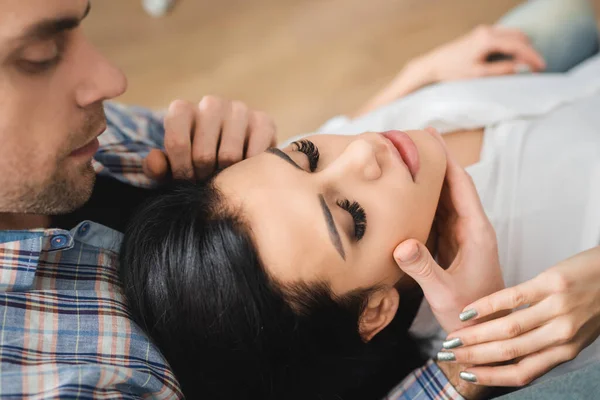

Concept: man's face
[[0, 0, 127, 215]]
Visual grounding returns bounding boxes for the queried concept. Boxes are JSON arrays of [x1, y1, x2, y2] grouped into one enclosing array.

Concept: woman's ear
[[358, 287, 400, 342]]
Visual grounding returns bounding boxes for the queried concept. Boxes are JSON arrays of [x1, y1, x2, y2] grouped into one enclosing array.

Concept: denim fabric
[[497, 0, 599, 73], [496, 362, 600, 400]]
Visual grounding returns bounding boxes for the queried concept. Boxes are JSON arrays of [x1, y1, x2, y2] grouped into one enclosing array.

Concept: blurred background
[[84, 0, 600, 141]]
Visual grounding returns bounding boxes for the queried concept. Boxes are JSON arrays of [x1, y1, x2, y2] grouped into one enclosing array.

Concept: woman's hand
[[144, 96, 277, 181], [439, 246, 600, 387], [355, 25, 545, 117], [393, 128, 505, 334], [419, 25, 545, 83]]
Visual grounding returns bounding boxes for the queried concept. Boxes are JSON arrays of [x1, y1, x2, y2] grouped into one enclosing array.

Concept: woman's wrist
[[401, 55, 437, 88], [382, 57, 436, 100]]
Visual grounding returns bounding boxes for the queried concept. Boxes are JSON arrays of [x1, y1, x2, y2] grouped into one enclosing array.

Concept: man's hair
[[119, 180, 425, 399]]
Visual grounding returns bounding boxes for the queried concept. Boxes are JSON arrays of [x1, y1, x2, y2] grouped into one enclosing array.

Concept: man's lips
[[380, 130, 420, 181], [69, 125, 106, 158]]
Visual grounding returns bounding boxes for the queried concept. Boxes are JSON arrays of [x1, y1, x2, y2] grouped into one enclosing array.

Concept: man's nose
[[75, 40, 128, 108]]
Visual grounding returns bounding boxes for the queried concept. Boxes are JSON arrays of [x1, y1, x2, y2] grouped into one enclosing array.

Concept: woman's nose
[[319, 139, 383, 186]]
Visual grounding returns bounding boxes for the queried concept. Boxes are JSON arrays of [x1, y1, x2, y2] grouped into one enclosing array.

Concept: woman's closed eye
[[292, 140, 320, 172], [291, 139, 367, 241], [337, 199, 367, 240]]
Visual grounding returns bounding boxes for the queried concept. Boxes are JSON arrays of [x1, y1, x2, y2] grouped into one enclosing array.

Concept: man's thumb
[[394, 239, 445, 288], [143, 149, 169, 181]]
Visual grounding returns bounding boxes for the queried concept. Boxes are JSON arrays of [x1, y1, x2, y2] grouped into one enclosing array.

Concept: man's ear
[[358, 287, 400, 342]]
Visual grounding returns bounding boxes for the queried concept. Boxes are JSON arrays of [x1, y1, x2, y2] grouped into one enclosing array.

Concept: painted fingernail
[[436, 351, 456, 362], [459, 309, 478, 322], [460, 372, 477, 383], [442, 338, 463, 349]]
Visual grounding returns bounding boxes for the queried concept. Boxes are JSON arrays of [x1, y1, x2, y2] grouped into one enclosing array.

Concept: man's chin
[[43, 162, 96, 216], [67, 163, 96, 209]]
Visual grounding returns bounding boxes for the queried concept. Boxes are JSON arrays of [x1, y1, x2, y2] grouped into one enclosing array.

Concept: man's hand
[[436, 361, 489, 400], [143, 96, 277, 181], [393, 128, 505, 334], [392, 128, 504, 398], [440, 245, 600, 387]]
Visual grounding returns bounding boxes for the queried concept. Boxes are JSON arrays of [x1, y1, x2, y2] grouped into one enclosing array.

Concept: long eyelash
[[336, 199, 367, 240], [292, 140, 320, 172]]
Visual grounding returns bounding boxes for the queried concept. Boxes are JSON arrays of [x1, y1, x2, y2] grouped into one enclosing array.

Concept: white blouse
[[293, 54, 600, 383]]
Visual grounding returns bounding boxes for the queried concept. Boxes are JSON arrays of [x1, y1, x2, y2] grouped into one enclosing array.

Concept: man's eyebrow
[[319, 195, 346, 261], [18, 1, 91, 42], [266, 148, 302, 170]]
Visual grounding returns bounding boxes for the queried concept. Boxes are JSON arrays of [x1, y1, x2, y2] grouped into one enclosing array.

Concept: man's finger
[[461, 345, 577, 386], [192, 96, 226, 180], [394, 239, 449, 298], [164, 100, 195, 180], [143, 149, 170, 181], [447, 322, 561, 365], [245, 111, 277, 158], [443, 147, 487, 220], [445, 298, 554, 347], [217, 100, 248, 169], [460, 278, 548, 322]]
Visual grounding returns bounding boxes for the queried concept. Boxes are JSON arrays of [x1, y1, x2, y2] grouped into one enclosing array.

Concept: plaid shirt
[[385, 360, 464, 400], [0, 102, 462, 400]]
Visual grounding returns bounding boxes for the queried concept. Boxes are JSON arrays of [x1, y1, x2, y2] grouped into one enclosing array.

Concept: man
[[0, 1, 278, 398]]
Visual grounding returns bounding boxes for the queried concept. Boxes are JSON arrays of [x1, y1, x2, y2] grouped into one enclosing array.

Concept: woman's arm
[[353, 25, 545, 118]]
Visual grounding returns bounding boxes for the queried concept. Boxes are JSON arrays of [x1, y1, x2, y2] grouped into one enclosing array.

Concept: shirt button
[[78, 222, 91, 236], [50, 235, 69, 250]]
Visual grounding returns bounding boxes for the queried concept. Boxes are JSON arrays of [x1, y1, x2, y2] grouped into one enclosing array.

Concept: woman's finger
[[216, 100, 248, 170], [487, 34, 545, 71], [459, 276, 549, 322], [445, 297, 555, 348], [460, 344, 578, 386], [491, 26, 529, 40], [164, 100, 195, 180], [192, 96, 226, 180], [443, 321, 566, 365], [476, 60, 521, 77]]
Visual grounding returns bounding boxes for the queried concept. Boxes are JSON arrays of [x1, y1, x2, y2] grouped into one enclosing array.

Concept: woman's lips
[[380, 130, 420, 181]]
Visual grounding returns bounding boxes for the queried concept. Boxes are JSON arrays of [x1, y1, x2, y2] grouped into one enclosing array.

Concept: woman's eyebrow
[[266, 148, 346, 260], [319, 195, 345, 261], [266, 148, 302, 170]]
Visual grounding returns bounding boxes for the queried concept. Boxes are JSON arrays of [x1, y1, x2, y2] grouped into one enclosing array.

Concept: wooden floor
[[84, 0, 597, 141]]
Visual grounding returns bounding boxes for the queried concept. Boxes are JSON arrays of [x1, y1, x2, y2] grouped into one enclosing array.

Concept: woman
[[120, 1, 600, 399]]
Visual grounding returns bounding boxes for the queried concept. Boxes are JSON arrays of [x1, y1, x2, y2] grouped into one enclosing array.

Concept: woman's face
[[216, 130, 447, 295]]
